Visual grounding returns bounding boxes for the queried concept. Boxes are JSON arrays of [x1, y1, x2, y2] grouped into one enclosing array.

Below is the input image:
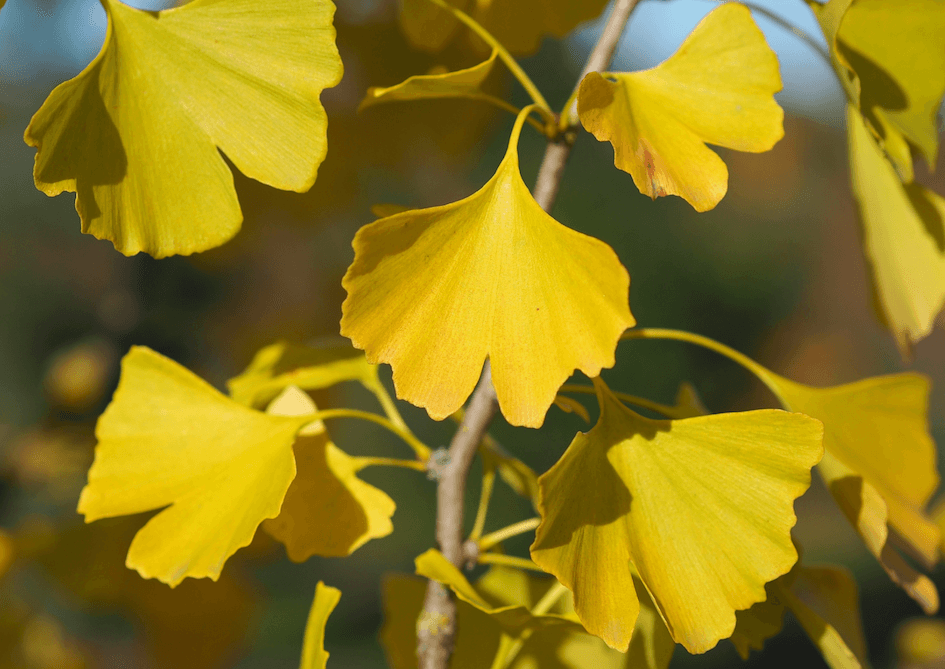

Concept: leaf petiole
[[478, 517, 541, 551], [559, 383, 679, 417], [303, 408, 432, 461]]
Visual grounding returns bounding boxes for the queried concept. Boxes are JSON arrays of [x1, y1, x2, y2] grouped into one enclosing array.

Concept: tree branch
[[416, 3, 641, 667]]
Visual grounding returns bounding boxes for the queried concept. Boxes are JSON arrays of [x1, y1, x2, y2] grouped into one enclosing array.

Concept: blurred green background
[[1, 0, 945, 667]]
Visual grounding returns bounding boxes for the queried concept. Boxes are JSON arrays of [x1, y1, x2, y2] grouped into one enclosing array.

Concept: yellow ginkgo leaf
[[414, 548, 582, 632], [811, 0, 945, 179], [530, 378, 822, 653], [380, 568, 637, 669], [398, 0, 468, 52], [846, 105, 945, 352], [577, 3, 783, 212], [360, 50, 499, 111], [227, 340, 377, 409], [25, 0, 343, 258], [0, 529, 13, 580], [263, 387, 395, 560], [760, 361, 941, 613], [299, 582, 341, 669], [77, 347, 314, 586], [341, 107, 634, 428]]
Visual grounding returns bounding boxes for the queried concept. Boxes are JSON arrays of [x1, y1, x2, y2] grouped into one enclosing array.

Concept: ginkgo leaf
[[228, 340, 378, 409], [811, 0, 945, 179], [783, 565, 869, 669], [530, 378, 822, 653], [380, 568, 639, 669], [25, 0, 343, 258], [263, 387, 395, 560], [0, 529, 12, 580], [360, 50, 499, 111], [414, 548, 582, 632], [397, 0, 608, 55], [300, 582, 341, 669], [341, 107, 634, 428], [480, 437, 541, 508], [760, 360, 941, 612], [846, 105, 945, 353], [577, 3, 783, 212], [730, 581, 787, 660], [77, 347, 314, 586]]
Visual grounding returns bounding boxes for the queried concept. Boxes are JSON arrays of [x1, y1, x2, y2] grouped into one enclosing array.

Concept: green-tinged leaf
[[380, 569, 636, 669], [846, 105, 945, 353], [341, 107, 633, 427], [531, 378, 822, 653], [77, 347, 313, 586], [812, 0, 945, 178], [300, 582, 341, 669], [776, 566, 868, 669], [360, 50, 499, 110], [263, 387, 396, 560], [577, 3, 783, 212], [414, 549, 583, 632], [228, 340, 377, 409], [25, 0, 343, 257]]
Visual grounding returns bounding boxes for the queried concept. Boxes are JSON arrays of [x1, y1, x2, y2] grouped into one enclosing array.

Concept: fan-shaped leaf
[[341, 107, 633, 427], [577, 3, 783, 212], [77, 347, 314, 586], [25, 0, 343, 257], [531, 378, 822, 653], [263, 387, 396, 560]]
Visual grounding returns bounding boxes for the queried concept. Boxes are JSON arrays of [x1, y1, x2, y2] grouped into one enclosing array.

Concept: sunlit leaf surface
[[763, 361, 941, 613], [846, 105, 945, 353], [531, 378, 822, 653], [577, 3, 783, 212], [300, 582, 341, 669], [77, 347, 313, 586], [263, 387, 396, 560], [25, 0, 343, 257], [341, 108, 633, 427], [227, 340, 377, 409], [360, 50, 499, 110]]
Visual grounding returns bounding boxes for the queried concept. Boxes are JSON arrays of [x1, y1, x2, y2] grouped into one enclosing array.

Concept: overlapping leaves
[[531, 377, 823, 653], [78, 347, 394, 586], [577, 3, 784, 211], [341, 107, 634, 427], [25, 0, 343, 257]]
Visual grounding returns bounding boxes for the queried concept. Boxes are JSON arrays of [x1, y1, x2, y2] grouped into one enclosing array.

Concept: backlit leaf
[[846, 105, 945, 353], [577, 3, 783, 212], [77, 347, 313, 586], [25, 0, 343, 258], [360, 50, 499, 110], [341, 107, 634, 427], [398, 0, 467, 52], [263, 387, 396, 560], [811, 0, 945, 179], [228, 340, 377, 409], [762, 360, 941, 612], [299, 582, 341, 669], [414, 548, 582, 632], [531, 378, 822, 653], [380, 568, 640, 669]]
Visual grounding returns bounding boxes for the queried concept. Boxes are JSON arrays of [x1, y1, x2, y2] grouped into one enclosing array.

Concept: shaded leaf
[[25, 0, 343, 257], [77, 347, 313, 586], [263, 387, 396, 560], [360, 50, 499, 110], [480, 437, 541, 509], [531, 378, 822, 653], [846, 105, 945, 353], [341, 107, 633, 427], [553, 395, 591, 422], [414, 548, 582, 632], [577, 3, 783, 211], [380, 568, 636, 669], [398, 0, 467, 52], [300, 582, 341, 669], [227, 340, 377, 409]]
